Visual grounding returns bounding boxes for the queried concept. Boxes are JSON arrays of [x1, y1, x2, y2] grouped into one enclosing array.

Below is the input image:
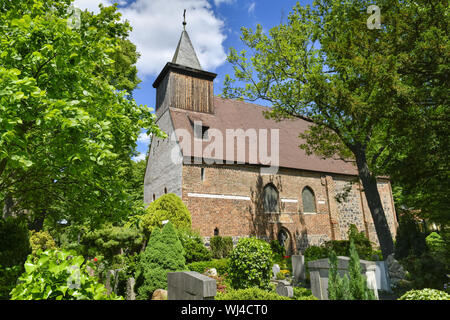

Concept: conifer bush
[[210, 236, 233, 259], [134, 222, 186, 299], [227, 237, 273, 290]]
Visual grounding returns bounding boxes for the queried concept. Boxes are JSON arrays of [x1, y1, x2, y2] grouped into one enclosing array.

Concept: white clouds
[[132, 153, 147, 162], [73, 0, 109, 13], [213, 0, 236, 6], [137, 132, 151, 144], [248, 2, 256, 15], [75, 0, 228, 78]]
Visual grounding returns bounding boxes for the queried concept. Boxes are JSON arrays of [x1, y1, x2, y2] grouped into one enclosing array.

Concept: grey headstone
[[126, 278, 136, 300], [292, 254, 306, 282], [272, 264, 281, 279], [308, 256, 378, 300], [276, 280, 293, 298], [167, 271, 217, 300]]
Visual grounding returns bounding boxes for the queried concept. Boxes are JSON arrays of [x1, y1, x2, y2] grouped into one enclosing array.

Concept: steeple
[[153, 10, 217, 117], [171, 10, 202, 70]]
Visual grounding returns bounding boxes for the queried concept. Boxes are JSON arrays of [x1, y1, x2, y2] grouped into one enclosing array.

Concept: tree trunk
[[354, 146, 394, 259]]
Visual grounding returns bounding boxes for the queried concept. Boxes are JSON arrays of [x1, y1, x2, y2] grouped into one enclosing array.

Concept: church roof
[[171, 30, 202, 70], [169, 97, 359, 176]]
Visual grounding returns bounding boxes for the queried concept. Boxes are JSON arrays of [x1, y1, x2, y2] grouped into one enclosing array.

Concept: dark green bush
[[0, 217, 31, 267], [187, 258, 228, 276], [270, 239, 285, 261], [141, 193, 192, 234], [134, 222, 185, 299], [215, 287, 291, 300], [394, 213, 427, 260], [401, 252, 448, 290], [80, 224, 144, 261], [210, 236, 233, 259], [0, 265, 22, 300], [177, 229, 211, 263], [228, 237, 273, 290]]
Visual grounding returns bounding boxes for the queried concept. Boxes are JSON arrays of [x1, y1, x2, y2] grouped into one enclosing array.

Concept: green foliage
[[348, 240, 376, 300], [10, 249, 122, 300], [0, 265, 22, 300], [140, 194, 192, 235], [0, 0, 163, 228], [80, 224, 144, 261], [401, 253, 448, 291], [270, 239, 285, 261], [227, 237, 273, 290], [292, 287, 317, 300], [29, 230, 57, 255], [134, 222, 186, 299], [187, 259, 229, 276], [210, 236, 234, 259], [426, 232, 445, 253], [215, 287, 291, 300], [327, 240, 376, 300], [177, 229, 211, 264], [399, 288, 450, 301], [394, 212, 427, 260], [0, 217, 31, 267]]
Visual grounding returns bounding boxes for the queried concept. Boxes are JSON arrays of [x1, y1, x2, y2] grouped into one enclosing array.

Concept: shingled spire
[[171, 11, 202, 70]]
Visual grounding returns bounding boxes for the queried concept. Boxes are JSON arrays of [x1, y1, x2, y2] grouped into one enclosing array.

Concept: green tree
[[222, 0, 448, 258], [0, 0, 163, 229], [134, 222, 186, 299]]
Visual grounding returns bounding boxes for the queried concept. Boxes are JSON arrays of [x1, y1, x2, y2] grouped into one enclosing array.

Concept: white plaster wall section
[[144, 108, 183, 204]]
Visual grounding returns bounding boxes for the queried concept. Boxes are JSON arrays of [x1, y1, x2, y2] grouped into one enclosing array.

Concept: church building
[[144, 25, 398, 254]]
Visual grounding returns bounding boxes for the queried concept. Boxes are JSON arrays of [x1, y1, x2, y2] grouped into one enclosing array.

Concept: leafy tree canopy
[[0, 0, 164, 228]]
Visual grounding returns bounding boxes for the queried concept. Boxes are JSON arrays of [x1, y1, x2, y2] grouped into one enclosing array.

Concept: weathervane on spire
[[183, 9, 187, 30]]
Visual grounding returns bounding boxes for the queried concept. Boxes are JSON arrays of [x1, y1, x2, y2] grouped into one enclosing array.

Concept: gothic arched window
[[263, 184, 279, 213], [302, 186, 316, 213]]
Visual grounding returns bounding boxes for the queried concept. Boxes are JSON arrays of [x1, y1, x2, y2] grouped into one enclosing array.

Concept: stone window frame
[[301, 186, 317, 214], [262, 183, 280, 214]]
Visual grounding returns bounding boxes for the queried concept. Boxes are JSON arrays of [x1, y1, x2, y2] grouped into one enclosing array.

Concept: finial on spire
[[183, 9, 187, 30]]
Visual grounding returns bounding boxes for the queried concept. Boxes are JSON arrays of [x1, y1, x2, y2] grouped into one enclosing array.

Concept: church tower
[[153, 14, 217, 118]]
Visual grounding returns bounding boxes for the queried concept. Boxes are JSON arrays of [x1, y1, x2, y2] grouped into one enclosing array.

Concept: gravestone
[[375, 261, 391, 292], [167, 271, 216, 300], [275, 280, 293, 298], [292, 254, 306, 283], [272, 264, 281, 279], [105, 269, 121, 295], [126, 278, 136, 300], [308, 256, 378, 300]]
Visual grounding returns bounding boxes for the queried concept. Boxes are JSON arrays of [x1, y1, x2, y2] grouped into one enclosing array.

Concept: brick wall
[[181, 163, 397, 253]]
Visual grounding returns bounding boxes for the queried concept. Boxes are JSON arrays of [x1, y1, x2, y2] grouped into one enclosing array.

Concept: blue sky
[[73, 0, 315, 161]]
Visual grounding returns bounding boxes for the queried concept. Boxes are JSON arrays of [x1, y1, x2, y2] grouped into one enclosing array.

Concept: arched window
[[263, 184, 279, 213], [164, 187, 167, 194], [302, 186, 316, 213], [214, 227, 219, 236], [152, 194, 156, 201]]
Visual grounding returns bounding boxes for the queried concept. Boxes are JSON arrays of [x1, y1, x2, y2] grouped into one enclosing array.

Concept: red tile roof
[[169, 96, 358, 176]]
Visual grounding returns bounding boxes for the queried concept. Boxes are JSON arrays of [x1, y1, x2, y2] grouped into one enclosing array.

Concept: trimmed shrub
[[29, 230, 57, 255], [134, 222, 185, 299], [401, 252, 448, 290], [10, 249, 122, 300], [270, 239, 285, 261], [227, 237, 273, 290], [0, 265, 22, 300], [399, 288, 450, 300], [177, 229, 211, 263], [141, 193, 191, 234], [187, 258, 228, 276], [210, 236, 233, 259], [215, 287, 291, 300]]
